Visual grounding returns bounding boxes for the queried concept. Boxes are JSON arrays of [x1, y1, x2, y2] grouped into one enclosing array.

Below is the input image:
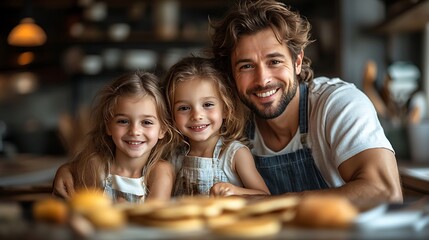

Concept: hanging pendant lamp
[[8, 17, 47, 47], [7, 0, 47, 47]]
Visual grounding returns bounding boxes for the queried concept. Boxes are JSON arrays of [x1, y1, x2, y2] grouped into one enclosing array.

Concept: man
[[53, 0, 402, 203], [209, 0, 402, 203]]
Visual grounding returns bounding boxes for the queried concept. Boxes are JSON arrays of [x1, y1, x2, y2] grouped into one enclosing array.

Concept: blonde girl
[[164, 56, 270, 197], [69, 71, 175, 203]]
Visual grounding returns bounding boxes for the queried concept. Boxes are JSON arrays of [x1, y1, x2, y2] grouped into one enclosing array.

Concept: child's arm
[[210, 147, 270, 196], [146, 160, 175, 202], [52, 163, 75, 199]]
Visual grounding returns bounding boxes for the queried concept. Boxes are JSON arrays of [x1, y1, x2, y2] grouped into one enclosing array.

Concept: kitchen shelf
[[67, 32, 210, 45], [371, 0, 429, 34]]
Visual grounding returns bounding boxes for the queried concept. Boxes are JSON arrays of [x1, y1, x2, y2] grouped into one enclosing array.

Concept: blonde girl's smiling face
[[107, 95, 165, 161], [173, 78, 225, 144]]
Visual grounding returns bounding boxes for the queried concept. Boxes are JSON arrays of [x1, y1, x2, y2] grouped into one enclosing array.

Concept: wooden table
[[1, 211, 428, 240], [1, 159, 428, 239], [0, 155, 66, 186], [0, 155, 67, 202], [398, 161, 429, 199]]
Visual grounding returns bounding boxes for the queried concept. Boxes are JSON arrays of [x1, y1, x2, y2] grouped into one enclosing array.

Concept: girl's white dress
[[103, 162, 147, 203]]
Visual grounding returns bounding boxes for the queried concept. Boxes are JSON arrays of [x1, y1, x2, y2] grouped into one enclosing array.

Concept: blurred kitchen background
[[0, 0, 428, 182]]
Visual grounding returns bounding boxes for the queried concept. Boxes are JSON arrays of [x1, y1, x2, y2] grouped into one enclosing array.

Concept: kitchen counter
[[0, 155, 67, 186], [398, 161, 429, 198], [0, 158, 428, 239], [2, 224, 426, 240], [0, 155, 67, 202], [1, 201, 428, 240], [2, 193, 429, 240]]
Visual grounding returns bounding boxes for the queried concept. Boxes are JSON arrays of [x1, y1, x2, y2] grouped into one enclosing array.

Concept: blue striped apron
[[173, 139, 229, 196], [251, 83, 329, 195]]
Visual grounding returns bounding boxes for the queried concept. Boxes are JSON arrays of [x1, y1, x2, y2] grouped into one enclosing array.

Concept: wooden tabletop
[[398, 161, 429, 197], [0, 155, 67, 186]]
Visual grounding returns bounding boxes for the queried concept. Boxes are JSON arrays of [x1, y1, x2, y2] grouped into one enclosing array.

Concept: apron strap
[[212, 138, 223, 158], [299, 83, 309, 148]]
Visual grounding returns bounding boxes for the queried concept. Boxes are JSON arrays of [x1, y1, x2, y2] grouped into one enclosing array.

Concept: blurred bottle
[[154, 0, 180, 40]]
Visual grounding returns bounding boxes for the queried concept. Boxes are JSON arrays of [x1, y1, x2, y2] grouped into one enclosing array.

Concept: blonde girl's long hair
[[70, 71, 174, 190], [163, 56, 249, 155]]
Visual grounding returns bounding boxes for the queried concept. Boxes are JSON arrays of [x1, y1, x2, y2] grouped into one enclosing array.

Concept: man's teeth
[[257, 89, 276, 98]]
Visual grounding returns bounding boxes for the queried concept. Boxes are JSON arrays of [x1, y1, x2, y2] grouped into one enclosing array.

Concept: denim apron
[[251, 83, 329, 195], [173, 139, 230, 196]]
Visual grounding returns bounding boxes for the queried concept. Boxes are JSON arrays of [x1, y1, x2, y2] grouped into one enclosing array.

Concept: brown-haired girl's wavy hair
[[163, 56, 249, 155], [209, 0, 314, 83], [70, 71, 174, 190]]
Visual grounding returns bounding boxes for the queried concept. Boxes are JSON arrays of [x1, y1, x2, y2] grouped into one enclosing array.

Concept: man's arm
[[292, 148, 403, 205], [52, 163, 75, 200], [336, 148, 403, 203]]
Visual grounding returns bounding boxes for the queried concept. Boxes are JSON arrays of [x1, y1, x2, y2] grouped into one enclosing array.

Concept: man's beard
[[238, 78, 298, 119]]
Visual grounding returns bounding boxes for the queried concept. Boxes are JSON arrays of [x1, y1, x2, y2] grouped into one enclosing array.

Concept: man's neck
[[255, 86, 300, 151]]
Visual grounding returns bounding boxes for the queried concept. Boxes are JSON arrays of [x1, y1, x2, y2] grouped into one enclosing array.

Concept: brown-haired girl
[[164, 56, 270, 197], [69, 71, 175, 203]]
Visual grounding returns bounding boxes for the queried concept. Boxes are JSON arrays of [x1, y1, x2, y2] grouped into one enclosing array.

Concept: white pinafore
[[103, 161, 148, 203]]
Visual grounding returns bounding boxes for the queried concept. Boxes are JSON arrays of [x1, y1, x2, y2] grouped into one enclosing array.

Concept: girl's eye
[[177, 106, 190, 111], [203, 102, 215, 108], [142, 120, 154, 125], [116, 119, 129, 124]]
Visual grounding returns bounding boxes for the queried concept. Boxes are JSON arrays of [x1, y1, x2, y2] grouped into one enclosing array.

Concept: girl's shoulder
[[152, 159, 174, 171], [221, 139, 250, 160], [146, 159, 175, 189], [225, 139, 248, 151]]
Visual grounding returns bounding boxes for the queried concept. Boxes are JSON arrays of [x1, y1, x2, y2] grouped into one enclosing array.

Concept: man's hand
[[52, 163, 75, 200]]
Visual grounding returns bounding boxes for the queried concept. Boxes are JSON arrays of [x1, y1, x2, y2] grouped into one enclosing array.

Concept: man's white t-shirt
[[252, 77, 394, 188]]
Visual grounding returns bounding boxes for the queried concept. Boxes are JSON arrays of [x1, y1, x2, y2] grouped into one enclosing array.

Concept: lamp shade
[[8, 18, 47, 47]]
